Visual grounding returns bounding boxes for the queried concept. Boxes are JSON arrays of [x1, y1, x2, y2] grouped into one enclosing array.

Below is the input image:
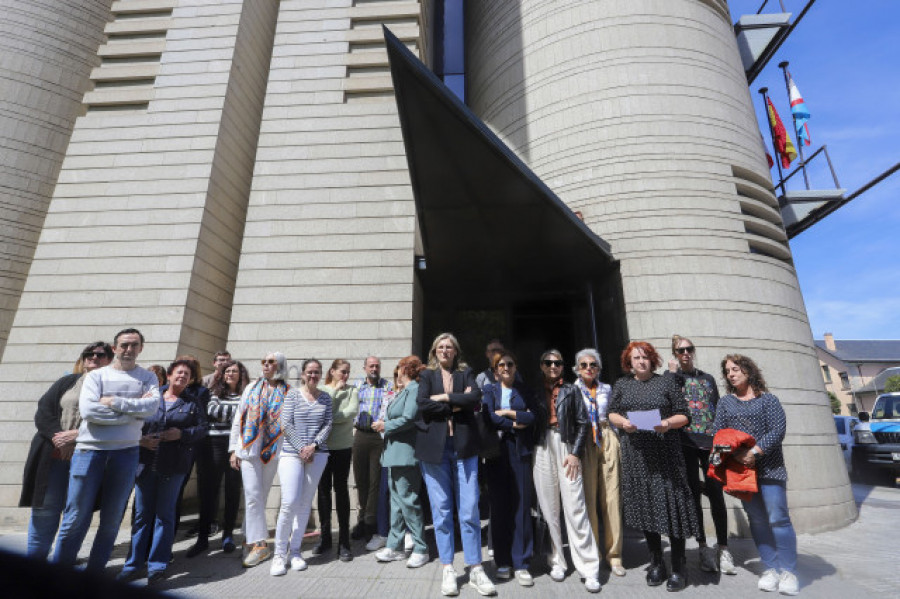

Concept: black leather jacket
[[534, 381, 590, 458]]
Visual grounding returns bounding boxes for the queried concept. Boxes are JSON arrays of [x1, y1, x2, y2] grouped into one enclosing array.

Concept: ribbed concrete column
[[466, 0, 855, 533], [0, 0, 280, 526], [0, 0, 114, 358]]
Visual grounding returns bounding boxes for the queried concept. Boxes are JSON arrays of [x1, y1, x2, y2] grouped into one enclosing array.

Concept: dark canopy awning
[[385, 27, 616, 309]]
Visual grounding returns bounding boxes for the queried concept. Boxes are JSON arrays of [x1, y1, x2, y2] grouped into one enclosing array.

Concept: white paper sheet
[[627, 409, 662, 431]]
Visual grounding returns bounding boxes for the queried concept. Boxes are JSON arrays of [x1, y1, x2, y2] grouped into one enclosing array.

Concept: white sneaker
[[550, 564, 566, 582], [269, 554, 287, 576], [778, 571, 799, 596], [718, 546, 737, 575], [376, 547, 406, 562], [290, 555, 307, 571], [758, 568, 780, 592], [515, 569, 534, 587], [699, 545, 718, 572], [468, 566, 497, 596], [584, 577, 601, 593], [442, 565, 459, 596], [495, 566, 512, 579], [365, 534, 387, 551], [404, 532, 414, 552], [407, 551, 429, 568]]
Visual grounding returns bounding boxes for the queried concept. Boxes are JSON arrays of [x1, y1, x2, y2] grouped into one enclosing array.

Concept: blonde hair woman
[[416, 333, 495, 597]]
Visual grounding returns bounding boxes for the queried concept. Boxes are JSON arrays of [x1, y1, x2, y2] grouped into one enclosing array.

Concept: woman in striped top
[[270, 358, 333, 576], [187, 360, 250, 557]]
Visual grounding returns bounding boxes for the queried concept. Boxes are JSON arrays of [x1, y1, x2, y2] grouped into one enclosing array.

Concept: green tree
[[884, 375, 900, 393], [828, 391, 841, 414]]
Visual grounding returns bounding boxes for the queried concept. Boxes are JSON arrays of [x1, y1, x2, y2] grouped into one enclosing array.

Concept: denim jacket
[[139, 384, 208, 475]]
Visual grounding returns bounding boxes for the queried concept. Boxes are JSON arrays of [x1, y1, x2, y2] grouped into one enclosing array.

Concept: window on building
[[839, 372, 850, 390], [822, 365, 832, 383]]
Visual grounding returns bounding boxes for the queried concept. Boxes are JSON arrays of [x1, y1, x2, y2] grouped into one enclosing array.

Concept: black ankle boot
[[666, 557, 687, 592], [185, 536, 209, 558], [350, 521, 366, 540], [646, 551, 667, 586], [312, 532, 332, 556]]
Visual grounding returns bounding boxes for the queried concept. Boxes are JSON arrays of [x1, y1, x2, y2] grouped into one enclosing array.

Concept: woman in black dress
[[608, 341, 698, 592]]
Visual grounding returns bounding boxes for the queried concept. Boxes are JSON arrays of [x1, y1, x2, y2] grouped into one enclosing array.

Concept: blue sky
[[728, 1, 900, 341]]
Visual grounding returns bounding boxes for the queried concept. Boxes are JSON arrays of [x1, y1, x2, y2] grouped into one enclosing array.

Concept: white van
[[834, 415, 858, 473]]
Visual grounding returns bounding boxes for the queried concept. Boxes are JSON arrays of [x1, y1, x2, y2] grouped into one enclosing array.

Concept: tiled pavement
[[2, 482, 896, 598]]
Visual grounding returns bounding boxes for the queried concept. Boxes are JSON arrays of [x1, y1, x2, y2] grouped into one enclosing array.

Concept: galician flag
[[787, 70, 811, 146]]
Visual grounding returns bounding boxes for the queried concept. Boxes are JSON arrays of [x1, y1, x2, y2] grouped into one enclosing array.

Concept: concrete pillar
[[0, 0, 114, 358], [466, 0, 855, 533]]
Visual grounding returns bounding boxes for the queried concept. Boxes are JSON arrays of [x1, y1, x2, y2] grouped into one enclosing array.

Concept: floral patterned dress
[[609, 374, 699, 538]]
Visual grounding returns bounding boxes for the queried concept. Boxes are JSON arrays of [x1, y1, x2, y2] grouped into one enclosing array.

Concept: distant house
[[815, 334, 900, 414]]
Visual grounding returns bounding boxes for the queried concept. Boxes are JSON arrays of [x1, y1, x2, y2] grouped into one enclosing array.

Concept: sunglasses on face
[[542, 359, 563, 367], [675, 347, 695, 354], [580, 362, 599, 370], [261, 359, 277, 366], [497, 361, 515, 369], [83, 352, 107, 360]]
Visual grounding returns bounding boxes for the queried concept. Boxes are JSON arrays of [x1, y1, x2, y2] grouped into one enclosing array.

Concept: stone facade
[[0, 0, 855, 534]]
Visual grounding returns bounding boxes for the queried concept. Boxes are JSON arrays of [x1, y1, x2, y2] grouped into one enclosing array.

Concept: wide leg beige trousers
[[582, 423, 623, 567], [532, 428, 600, 579]]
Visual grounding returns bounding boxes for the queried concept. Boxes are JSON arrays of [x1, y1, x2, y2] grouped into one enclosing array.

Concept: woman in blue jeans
[[714, 354, 799, 596], [416, 333, 496, 597], [20, 342, 112, 558], [118, 359, 208, 584]]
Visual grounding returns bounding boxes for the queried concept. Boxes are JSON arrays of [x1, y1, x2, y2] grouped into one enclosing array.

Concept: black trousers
[[681, 443, 728, 546], [317, 447, 352, 545], [196, 435, 242, 537], [485, 436, 533, 570]]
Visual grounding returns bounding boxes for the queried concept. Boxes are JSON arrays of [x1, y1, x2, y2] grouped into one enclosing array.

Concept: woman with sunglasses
[[532, 349, 602, 593], [20, 342, 113, 558], [608, 341, 697, 592], [229, 352, 290, 568], [482, 350, 538, 587], [187, 359, 251, 557], [416, 332, 495, 597], [118, 359, 209, 584], [312, 359, 359, 561], [270, 358, 332, 576], [574, 348, 624, 578], [667, 335, 734, 575]]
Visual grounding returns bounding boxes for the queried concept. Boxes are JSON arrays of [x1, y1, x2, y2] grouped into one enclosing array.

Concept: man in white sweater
[[53, 328, 160, 572]]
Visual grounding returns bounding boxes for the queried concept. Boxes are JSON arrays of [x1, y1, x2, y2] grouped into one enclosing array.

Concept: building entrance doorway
[[386, 29, 628, 383]]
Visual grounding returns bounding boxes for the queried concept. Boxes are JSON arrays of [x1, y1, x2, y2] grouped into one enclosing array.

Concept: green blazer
[[381, 381, 420, 468]]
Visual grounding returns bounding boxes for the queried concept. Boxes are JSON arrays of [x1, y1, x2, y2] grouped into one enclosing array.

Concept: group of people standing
[[20, 328, 800, 596]]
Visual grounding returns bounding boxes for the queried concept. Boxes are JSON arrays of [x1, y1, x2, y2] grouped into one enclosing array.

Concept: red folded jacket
[[707, 428, 758, 501]]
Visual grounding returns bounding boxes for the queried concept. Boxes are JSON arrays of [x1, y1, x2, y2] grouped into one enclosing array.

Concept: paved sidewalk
[[1, 482, 895, 598]]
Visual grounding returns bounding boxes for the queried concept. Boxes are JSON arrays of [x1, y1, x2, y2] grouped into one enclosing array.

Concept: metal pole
[[779, 61, 811, 189], [759, 87, 786, 195], [586, 282, 599, 350], [822, 145, 841, 188]]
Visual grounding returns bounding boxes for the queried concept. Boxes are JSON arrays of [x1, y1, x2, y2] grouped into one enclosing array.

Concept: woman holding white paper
[[608, 341, 697, 592]]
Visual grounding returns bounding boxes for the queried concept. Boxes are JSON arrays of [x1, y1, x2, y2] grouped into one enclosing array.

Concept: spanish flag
[[766, 97, 798, 168]]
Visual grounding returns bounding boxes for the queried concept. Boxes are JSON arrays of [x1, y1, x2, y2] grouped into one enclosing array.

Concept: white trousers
[[533, 428, 600, 579], [241, 455, 279, 544], [274, 452, 328, 557]]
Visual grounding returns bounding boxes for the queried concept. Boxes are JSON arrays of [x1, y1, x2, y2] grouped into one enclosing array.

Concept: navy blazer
[[415, 366, 482, 463], [140, 384, 208, 475], [482, 381, 538, 458]]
